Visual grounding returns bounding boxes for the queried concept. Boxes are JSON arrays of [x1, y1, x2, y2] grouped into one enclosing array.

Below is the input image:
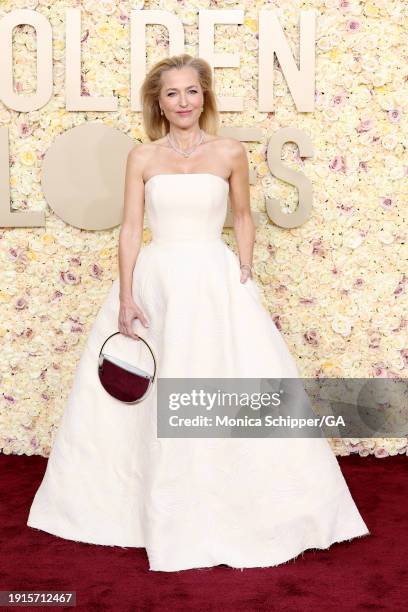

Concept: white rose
[[382, 133, 398, 150], [343, 230, 364, 249], [331, 315, 352, 337]]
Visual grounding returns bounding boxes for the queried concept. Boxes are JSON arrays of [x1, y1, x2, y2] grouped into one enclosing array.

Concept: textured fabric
[[27, 173, 370, 572]]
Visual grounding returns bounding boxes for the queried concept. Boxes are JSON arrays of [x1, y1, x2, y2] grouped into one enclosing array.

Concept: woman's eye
[[168, 90, 198, 96]]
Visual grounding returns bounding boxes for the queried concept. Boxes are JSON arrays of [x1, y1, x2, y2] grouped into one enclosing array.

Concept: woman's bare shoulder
[[207, 135, 243, 158], [128, 140, 165, 155], [221, 136, 245, 152], [127, 141, 165, 167], [208, 137, 245, 173]]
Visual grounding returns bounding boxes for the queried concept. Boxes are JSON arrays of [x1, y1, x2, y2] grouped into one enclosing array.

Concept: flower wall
[[0, 0, 406, 457]]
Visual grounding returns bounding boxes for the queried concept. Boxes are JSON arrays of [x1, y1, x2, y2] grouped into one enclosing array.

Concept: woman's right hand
[[118, 298, 150, 340]]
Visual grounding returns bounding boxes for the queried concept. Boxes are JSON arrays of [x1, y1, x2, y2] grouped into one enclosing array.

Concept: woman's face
[[158, 66, 204, 128]]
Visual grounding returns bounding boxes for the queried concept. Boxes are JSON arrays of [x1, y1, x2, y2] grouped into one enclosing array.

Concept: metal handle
[[98, 331, 157, 381]]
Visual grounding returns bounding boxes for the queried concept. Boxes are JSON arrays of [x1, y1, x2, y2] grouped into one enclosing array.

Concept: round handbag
[[97, 331, 157, 404]]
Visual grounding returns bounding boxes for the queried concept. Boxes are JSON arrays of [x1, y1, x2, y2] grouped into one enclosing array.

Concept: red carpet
[[1, 452, 407, 611]]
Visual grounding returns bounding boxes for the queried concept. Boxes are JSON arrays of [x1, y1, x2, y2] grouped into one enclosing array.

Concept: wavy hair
[[140, 54, 220, 141]]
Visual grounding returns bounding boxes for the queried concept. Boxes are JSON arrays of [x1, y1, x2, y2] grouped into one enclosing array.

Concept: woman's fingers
[[125, 318, 140, 340], [240, 268, 251, 283], [139, 311, 150, 328], [118, 305, 150, 340]]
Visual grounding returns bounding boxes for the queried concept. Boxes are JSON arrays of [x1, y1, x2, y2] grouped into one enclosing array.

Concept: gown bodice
[[144, 173, 229, 245]]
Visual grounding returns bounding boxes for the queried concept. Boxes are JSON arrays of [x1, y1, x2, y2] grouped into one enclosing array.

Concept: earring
[[160, 108, 164, 116]]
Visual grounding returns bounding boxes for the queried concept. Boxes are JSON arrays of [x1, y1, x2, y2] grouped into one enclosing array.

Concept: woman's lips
[[177, 111, 191, 115]]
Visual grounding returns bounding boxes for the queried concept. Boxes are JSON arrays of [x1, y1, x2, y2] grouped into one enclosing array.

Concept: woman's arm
[[117, 146, 150, 338], [118, 146, 145, 304], [228, 140, 256, 282]]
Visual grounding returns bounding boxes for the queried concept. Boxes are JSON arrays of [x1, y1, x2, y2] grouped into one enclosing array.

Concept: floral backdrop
[[0, 0, 406, 457]]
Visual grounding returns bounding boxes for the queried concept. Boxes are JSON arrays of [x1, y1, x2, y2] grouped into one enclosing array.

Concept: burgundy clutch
[[97, 331, 156, 404]]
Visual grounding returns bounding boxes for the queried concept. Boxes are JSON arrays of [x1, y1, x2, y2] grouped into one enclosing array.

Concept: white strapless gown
[[27, 173, 370, 572]]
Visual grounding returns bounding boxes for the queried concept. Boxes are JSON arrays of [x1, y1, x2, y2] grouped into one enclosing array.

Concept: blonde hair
[[140, 54, 220, 142]]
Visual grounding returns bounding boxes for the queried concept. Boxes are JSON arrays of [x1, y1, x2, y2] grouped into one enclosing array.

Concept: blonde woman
[[27, 54, 370, 572]]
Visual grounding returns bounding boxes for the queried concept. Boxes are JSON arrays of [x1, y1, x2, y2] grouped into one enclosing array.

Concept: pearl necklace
[[167, 129, 205, 158]]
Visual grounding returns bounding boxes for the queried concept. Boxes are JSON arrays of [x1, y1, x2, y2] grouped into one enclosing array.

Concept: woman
[[27, 54, 370, 572]]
